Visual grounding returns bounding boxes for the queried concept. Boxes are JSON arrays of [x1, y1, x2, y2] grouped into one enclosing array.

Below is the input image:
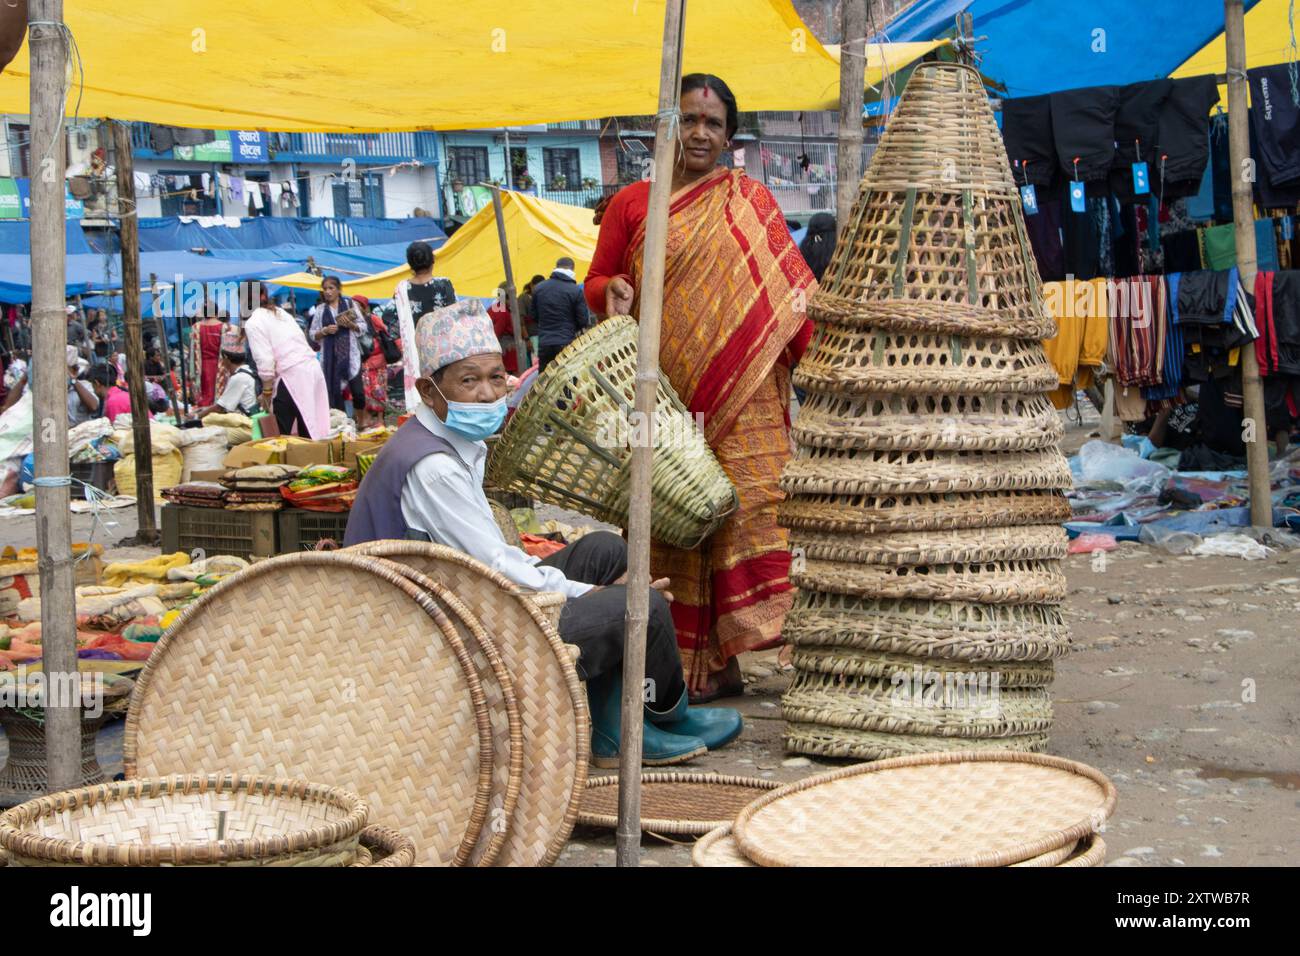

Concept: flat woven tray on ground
[[692, 823, 756, 867], [790, 646, 1054, 686], [782, 669, 1053, 738], [780, 446, 1073, 497], [1057, 833, 1106, 867], [577, 772, 781, 836], [487, 316, 737, 549], [788, 524, 1067, 566], [0, 774, 368, 866], [369, 558, 522, 868], [783, 721, 1049, 760], [732, 751, 1116, 867], [794, 325, 1058, 395], [812, 63, 1051, 341], [346, 540, 587, 867], [792, 390, 1063, 453], [793, 557, 1067, 605], [779, 488, 1071, 535], [1010, 838, 1077, 867], [124, 552, 495, 868], [783, 592, 1071, 662]]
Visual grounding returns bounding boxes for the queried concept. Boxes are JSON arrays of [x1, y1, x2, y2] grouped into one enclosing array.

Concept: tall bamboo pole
[[489, 185, 529, 372], [1224, 0, 1272, 528], [835, 1, 867, 238], [616, 0, 687, 869], [151, 272, 183, 423], [28, 0, 79, 792], [111, 120, 157, 541]]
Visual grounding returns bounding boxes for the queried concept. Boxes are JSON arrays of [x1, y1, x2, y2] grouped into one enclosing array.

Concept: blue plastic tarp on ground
[[876, 0, 1263, 97]]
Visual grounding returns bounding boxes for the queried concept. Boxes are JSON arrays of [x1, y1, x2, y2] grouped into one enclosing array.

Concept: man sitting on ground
[[195, 349, 259, 419], [344, 299, 741, 766]]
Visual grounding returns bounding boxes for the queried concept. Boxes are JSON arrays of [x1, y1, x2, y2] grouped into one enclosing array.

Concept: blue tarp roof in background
[[135, 216, 445, 252], [875, 0, 1264, 97], [205, 240, 429, 275], [0, 220, 93, 255], [0, 251, 293, 303]]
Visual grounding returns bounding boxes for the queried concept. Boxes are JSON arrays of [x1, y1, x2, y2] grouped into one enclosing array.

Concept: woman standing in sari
[[584, 74, 815, 702]]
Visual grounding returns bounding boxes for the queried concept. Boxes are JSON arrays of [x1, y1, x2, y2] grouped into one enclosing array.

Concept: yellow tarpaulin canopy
[[0, 2, 945, 130], [272, 190, 599, 300], [1172, 0, 1296, 107]]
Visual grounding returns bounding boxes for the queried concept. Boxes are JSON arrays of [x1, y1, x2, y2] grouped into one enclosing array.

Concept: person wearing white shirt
[[195, 349, 259, 419], [344, 299, 742, 767]]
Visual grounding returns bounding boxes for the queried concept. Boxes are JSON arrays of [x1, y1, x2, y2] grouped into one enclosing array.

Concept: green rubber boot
[[586, 672, 707, 769]]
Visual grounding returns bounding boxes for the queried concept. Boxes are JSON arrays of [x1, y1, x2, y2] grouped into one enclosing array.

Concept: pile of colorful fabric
[[161, 482, 226, 509], [220, 463, 300, 511], [280, 464, 357, 512]]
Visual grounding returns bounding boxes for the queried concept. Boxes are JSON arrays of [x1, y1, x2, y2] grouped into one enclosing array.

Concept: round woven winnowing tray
[[794, 325, 1059, 395], [792, 557, 1067, 605], [124, 552, 494, 868], [369, 559, 522, 868], [781, 669, 1054, 738], [1010, 839, 1077, 867], [346, 540, 587, 867], [1057, 833, 1106, 867], [778, 488, 1071, 535], [792, 391, 1064, 453], [780, 447, 1073, 497], [783, 592, 1071, 662], [788, 525, 1067, 566], [732, 752, 1116, 867], [790, 646, 1054, 686], [692, 824, 756, 867], [783, 721, 1050, 761], [577, 772, 781, 836]]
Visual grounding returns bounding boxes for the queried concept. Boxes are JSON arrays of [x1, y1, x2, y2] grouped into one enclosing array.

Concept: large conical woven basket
[[487, 317, 737, 549], [779, 61, 1073, 760], [0, 774, 368, 867]]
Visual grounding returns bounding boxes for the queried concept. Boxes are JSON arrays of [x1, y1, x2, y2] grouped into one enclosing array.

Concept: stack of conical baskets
[[778, 62, 1073, 761]]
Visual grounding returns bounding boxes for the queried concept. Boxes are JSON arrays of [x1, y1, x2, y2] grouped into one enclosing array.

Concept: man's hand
[[605, 277, 634, 316], [651, 577, 674, 603], [258, 391, 273, 413]]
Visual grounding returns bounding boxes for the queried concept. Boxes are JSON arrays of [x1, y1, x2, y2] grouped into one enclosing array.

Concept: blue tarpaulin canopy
[[0, 220, 92, 255], [135, 216, 445, 252], [876, 0, 1266, 97], [205, 240, 430, 275], [0, 250, 291, 303]]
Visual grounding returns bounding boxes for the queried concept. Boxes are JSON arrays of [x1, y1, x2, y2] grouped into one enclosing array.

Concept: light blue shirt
[[399, 403, 593, 600]]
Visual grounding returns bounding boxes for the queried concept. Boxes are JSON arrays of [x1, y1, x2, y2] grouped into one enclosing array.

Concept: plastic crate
[[161, 504, 278, 561], [277, 508, 351, 553]]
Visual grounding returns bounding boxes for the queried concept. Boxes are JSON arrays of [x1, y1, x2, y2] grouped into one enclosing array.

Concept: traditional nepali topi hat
[[416, 299, 501, 377]]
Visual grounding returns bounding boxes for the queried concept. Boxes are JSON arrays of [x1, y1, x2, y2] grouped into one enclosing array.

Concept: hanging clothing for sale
[[1187, 113, 1234, 222], [1249, 113, 1300, 209], [1161, 229, 1203, 272], [1248, 64, 1300, 191], [1002, 94, 1058, 187], [1144, 277, 1183, 401], [1255, 270, 1281, 375], [1268, 271, 1300, 376], [1061, 184, 1101, 279], [1024, 197, 1066, 281], [1050, 85, 1121, 183], [1114, 384, 1149, 422], [1155, 75, 1221, 199], [1109, 275, 1166, 387], [1041, 278, 1108, 408], [1200, 220, 1280, 273], [1109, 79, 1172, 203]]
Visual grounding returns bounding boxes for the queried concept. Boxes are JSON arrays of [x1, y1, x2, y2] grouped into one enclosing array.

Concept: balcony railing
[[533, 183, 620, 208], [546, 120, 603, 131], [129, 124, 438, 160]]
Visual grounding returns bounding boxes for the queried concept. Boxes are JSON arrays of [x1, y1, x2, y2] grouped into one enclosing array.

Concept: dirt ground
[[2, 414, 1297, 867]]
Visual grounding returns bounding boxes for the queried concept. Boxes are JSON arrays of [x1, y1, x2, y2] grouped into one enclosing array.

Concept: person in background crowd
[[144, 343, 167, 377], [798, 212, 837, 283], [195, 348, 260, 419], [66, 304, 87, 353], [87, 309, 117, 365], [308, 276, 364, 416], [585, 73, 816, 702], [518, 274, 546, 336], [67, 346, 99, 425], [353, 294, 391, 429], [487, 281, 520, 374], [381, 240, 457, 409], [532, 256, 590, 372], [246, 292, 329, 439], [344, 300, 743, 767], [91, 363, 131, 422], [190, 303, 228, 407]]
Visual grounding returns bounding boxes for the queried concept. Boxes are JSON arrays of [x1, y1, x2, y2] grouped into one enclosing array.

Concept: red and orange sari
[[621, 168, 815, 691]]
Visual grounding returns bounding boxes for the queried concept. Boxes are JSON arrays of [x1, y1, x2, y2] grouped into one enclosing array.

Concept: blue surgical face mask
[[432, 380, 507, 441]]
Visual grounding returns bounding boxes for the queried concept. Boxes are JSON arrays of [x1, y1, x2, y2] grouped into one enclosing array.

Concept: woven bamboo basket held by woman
[[583, 73, 818, 703]]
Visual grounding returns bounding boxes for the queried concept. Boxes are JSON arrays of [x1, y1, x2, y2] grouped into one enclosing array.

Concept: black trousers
[[273, 381, 308, 436], [329, 372, 365, 413], [541, 530, 686, 712], [537, 343, 567, 374]]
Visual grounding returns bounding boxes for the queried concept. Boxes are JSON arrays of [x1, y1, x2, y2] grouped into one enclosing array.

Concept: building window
[[447, 146, 489, 186], [614, 141, 649, 183], [543, 148, 581, 189], [159, 169, 217, 217], [5, 122, 29, 178], [331, 173, 385, 218]]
